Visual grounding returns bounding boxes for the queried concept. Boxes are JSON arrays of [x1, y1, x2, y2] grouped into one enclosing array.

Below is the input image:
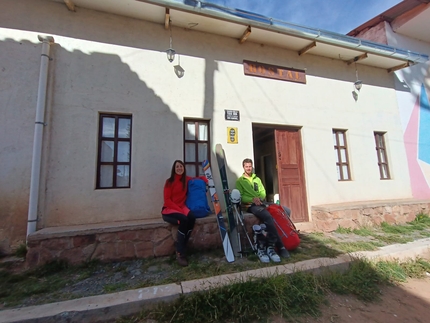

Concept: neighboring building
[[348, 0, 430, 200], [0, 0, 429, 259]]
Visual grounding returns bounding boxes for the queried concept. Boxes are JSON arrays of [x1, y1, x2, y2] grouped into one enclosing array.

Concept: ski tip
[[202, 160, 209, 169]]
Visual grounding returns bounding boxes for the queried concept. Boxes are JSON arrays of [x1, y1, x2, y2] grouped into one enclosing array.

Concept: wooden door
[[275, 129, 309, 222]]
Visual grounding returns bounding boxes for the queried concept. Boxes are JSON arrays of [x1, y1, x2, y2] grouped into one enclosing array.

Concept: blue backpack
[[186, 178, 211, 218]]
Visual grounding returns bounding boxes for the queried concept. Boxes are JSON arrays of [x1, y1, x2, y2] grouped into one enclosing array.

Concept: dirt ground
[[272, 277, 430, 323]]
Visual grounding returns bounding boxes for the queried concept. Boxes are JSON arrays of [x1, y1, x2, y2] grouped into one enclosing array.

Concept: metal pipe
[[27, 35, 54, 240]]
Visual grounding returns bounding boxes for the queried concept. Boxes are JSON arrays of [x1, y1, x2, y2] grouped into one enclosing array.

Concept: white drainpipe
[[27, 35, 55, 241]]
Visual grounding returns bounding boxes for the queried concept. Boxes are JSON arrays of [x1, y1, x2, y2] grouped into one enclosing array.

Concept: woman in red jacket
[[162, 160, 207, 266]]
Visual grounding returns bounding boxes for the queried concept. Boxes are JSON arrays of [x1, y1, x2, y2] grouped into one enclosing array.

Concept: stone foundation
[[25, 199, 430, 268], [26, 214, 260, 268], [312, 199, 430, 232]]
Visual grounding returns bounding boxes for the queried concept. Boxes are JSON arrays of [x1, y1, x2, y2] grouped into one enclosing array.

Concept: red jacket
[[162, 174, 207, 215]]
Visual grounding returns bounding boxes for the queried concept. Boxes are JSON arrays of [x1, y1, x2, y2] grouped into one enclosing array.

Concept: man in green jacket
[[236, 158, 290, 262]]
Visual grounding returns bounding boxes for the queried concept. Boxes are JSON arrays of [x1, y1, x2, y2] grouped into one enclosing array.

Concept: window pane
[[102, 117, 115, 138], [332, 132, 337, 143], [342, 165, 349, 180], [185, 143, 196, 162], [100, 165, 113, 187], [118, 118, 131, 138], [186, 165, 196, 177], [101, 141, 114, 162], [381, 165, 388, 179], [339, 133, 344, 146], [198, 124, 208, 140], [340, 149, 347, 162], [334, 149, 339, 162], [336, 165, 341, 180], [198, 143, 208, 162], [116, 165, 130, 187], [379, 150, 386, 163], [117, 142, 130, 162], [185, 122, 196, 140]]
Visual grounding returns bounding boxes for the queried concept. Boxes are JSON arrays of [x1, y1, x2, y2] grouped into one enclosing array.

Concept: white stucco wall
[[0, 0, 415, 249]]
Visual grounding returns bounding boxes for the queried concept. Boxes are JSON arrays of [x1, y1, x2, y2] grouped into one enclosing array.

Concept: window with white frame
[[96, 114, 132, 189], [333, 129, 351, 181], [184, 119, 210, 177], [374, 132, 390, 180]]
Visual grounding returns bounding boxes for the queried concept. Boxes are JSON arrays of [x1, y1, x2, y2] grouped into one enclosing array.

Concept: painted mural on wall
[[404, 83, 430, 198]]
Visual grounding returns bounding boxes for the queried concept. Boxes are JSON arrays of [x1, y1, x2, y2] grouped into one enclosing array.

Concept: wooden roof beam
[[64, 0, 75, 12], [239, 26, 251, 44], [387, 61, 412, 73], [298, 41, 316, 56], [165, 8, 170, 30], [346, 53, 368, 65]]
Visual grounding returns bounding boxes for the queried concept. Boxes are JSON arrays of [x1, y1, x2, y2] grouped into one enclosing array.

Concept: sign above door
[[243, 60, 306, 84]]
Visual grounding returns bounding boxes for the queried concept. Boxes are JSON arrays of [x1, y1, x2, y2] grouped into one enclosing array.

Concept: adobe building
[[0, 0, 429, 265]]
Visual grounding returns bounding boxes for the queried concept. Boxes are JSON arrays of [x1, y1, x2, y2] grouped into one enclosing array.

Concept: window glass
[[198, 143, 208, 162], [118, 118, 131, 138], [102, 117, 115, 138], [116, 165, 130, 187], [184, 119, 210, 177], [374, 132, 390, 180], [100, 165, 113, 187], [101, 141, 114, 162], [333, 129, 350, 181], [342, 166, 349, 180], [97, 114, 132, 189], [186, 164, 196, 177], [339, 133, 344, 146], [185, 122, 196, 140], [117, 142, 130, 162], [198, 124, 208, 140], [185, 143, 196, 162], [340, 149, 347, 162]]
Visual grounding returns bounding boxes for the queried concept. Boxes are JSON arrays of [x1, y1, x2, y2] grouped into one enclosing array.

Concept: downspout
[[27, 35, 55, 241]]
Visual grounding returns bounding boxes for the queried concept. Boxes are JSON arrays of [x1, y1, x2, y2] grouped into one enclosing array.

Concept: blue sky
[[201, 0, 403, 34]]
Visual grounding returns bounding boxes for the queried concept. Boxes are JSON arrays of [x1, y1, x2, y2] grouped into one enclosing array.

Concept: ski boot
[[259, 224, 281, 263], [253, 224, 270, 263]]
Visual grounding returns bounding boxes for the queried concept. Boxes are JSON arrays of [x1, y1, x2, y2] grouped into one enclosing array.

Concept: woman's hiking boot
[[176, 252, 188, 267]]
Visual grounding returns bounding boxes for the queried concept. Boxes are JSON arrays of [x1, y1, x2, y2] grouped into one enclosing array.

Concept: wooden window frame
[[96, 114, 132, 189], [333, 129, 351, 181], [374, 132, 391, 180], [183, 119, 210, 177]]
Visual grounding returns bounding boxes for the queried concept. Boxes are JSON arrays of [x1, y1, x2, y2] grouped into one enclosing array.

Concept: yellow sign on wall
[[227, 127, 238, 144]]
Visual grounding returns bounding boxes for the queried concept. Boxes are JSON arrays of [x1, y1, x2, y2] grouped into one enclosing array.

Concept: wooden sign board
[[243, 60, 306, 84]]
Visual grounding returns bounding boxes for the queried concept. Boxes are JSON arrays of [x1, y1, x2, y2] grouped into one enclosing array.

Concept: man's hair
[[242, 158, 253, 167]]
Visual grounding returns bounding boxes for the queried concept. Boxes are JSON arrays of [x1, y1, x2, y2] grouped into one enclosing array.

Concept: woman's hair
[[167, 160, 187, 189]]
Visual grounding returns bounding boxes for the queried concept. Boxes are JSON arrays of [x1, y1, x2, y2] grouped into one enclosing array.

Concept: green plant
[[334, 226, 353, 234], [119, 258, 430, 323], [15, 244, 27, 258]]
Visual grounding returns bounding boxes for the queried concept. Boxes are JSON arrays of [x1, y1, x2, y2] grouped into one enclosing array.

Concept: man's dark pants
[[248, 204, 286, 249]]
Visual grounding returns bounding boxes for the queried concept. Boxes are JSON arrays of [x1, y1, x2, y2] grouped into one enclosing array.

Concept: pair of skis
[[202, 159, 235, 263], [202, 144, 253, 263]]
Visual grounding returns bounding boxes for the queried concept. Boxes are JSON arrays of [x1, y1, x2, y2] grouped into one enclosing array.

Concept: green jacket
[[236, 173, 266, 206]]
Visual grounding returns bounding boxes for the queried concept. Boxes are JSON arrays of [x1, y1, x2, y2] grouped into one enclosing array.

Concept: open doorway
[[252, 124, 309, 223]]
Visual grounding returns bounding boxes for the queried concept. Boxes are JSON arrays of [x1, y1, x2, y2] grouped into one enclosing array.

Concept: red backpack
[[266, 204, 300, 251]]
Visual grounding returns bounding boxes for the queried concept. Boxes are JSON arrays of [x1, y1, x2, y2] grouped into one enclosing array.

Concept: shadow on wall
[[0, 35, 197, 254]]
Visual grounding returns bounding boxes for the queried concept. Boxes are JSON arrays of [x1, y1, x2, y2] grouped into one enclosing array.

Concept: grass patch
[[334, 226, 353, 234], [2, 212, 429, 310], [15, 244, 27, 258], [118, 258, 430, 323]]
